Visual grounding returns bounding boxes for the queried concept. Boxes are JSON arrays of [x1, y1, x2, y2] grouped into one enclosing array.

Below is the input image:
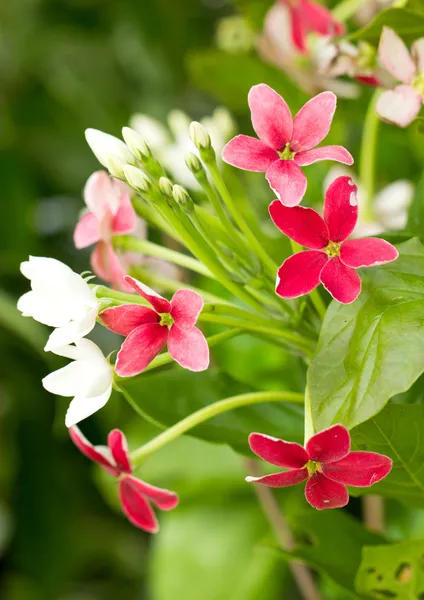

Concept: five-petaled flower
[[246, 424, 392, 510], [70, 426, 178, 532], [269, 176, 399, 304], [377, 27, 424, 128], [222, 84, 353, 207], [100, 276, 209, 376]]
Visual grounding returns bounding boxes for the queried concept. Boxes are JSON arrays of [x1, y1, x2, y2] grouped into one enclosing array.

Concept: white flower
[[85, 129, 134, 178], [17, 256, 99, 351], [42, 340, 113, 427]]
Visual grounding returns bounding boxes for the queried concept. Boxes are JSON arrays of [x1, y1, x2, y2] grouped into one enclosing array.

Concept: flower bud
[[189, 121, 211, 150], [159, 177, 174, 197], [85, 128, 133, 178], [123, 165, 152, 193], [184, 152, 203, 174], [172, 185, 194, 213], [122, 127, 151, 160]]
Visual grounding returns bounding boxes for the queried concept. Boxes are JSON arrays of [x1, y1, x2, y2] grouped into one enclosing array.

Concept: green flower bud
[[189, 121, 211, 150], [184, 152, 203, 174], [159, 177, 174, 197], [172, 185, 194, 213], [122, 127, 151, 161], [123, 165, 152, 193]]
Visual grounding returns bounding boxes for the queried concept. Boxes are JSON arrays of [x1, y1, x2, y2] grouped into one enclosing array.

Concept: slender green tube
[[359, 90, 382, 223]]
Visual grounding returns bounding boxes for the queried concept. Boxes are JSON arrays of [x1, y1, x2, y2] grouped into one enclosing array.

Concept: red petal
[[276, 251, 329, 299], [115, 323, 168, 377], [170, 289, 204, 330], [119, 478, 159, 533], [305, 424, 350, 464], [305, 473, 349, 510], [91, 241, 127, 288], [69, 426, 119, 476], [248, 432, 308, 468], [294, 145, 353, 167], [289, 4, 308, 53], [320, 257, 361, 304], [123, 475, 179, 510], [112, 192, 137, 235], [167, 325, 209, 372], [340, 238, 399, 268], [124, 276, 171, 313], [248, 84, 293, 150], [108, 429, 132, 474], [324, 176, 358, 242], [266, 160, 307, 207], [269, 201, 329, 249], [302, 0, 344, 37], [291, 92, 337, 153], [221, 135, 278, 172], [246, 468, 309, 487], [322, 452, 392, 487], [74, 212, 100, 249], [100, 304, 159, 336]]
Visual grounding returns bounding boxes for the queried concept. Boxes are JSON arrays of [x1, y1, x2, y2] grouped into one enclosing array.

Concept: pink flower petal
[[115, 323, 168, 377], [322, 452, 392, 487], [320, 257, 361, 304], [276, 251, 329, 299], [74, 212, 101, 249], [288, 3, 308, 53], [305, 424, 350, 464], [269, 200, 329, 249], [305, 473, 349, 509], [119, 477, 159, 533], [112, 192, 137, 235], [170, 289, 204, 330], [266, 160, 307, 206], [108, 429, 132, 474], [69, 426, 119, 477], [124, 276, 171, 313], [378, 26, 416, 84], [100, 304, 159, 336], [248, 432, 309, 468], [167, 325, 209, 371], [376, 85, 422, 128], [91, 241, 127, 289], [246, 468, 309, 487], [294, 145, 353, 167], [222, 135, 278, 172], [248, 84, 293, 150], [324, 176, 358, 242], [291, 91, 337, 153], [340, 238, 399, 268], [123, 475, 179, 510], [302, 0, 344, 37], [84, 171, 117, 220]]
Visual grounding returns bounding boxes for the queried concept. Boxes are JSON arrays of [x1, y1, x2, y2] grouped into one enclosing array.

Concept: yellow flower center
[[324, 241, 341, 258], [278, 142, 296, 160], [412, 72, 424, 97], [159, 313, 174, 328]]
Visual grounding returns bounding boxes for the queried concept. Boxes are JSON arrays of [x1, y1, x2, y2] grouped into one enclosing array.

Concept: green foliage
[[349, 6, 424, 44], [407, 170, 424, 237]]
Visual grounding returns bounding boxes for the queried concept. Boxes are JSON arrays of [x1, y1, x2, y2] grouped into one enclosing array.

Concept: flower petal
[[123, 475, 179, 510], [322, 452, 392, 487], [124, 276, 171, 313], [320, 257, 361, 304], [167, 325, 209, 371], [294, 145, 353, 167], [84, 170, 119, 219], [412, 38, 424, 74], [324, 176, 358, 242], [288, 4, 308, 53], [170, 289, 204, 330], [42, 360, 92, 397], [115, 323, 168, 377], [108, 429, 132, 473], [291, 91, 337, 152], [269, 200, 329, 248], [119, 477, 159, 533], [302, 0, 344, 37], [305, 473, 349, 509], [112, 192, 137, 235], [100, 304, 159, 336], [276, 251, 329, 299], [65, 384, 113, 428], [69, 426, 119, 475], [378, 26, 415, 84], [340, 238, 399, 268], [248, 84, 293, 150], [222, 135, 278, 172], [44, 306, 98, 351], [248, 432, 308, 468], [246, 468, 309, 487], [266, 160, 307, 207], [91, 241, 127, 288], [74, 212, 101, 249], [305, 424, 350, 463], [376, 85, 422, 128]]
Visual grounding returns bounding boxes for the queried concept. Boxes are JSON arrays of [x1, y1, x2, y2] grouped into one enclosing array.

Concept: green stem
[[131, 196, 182, 242], [130, 391, 304, 464], [359, 90, 382, 223], [202, 301, 288, 326]]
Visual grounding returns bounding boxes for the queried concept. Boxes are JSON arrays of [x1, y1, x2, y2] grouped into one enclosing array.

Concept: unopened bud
[[189, 121, 211, 150], [85, 128, 133, 177], [122, 127, 151, 160], [172, 185, 194, 213], [123, 165, 152, 193], [184, 152, 203, 174], [159, 177, 174, 197]]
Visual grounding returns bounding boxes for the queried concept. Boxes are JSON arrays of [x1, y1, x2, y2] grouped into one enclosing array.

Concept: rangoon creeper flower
[[17, 256, 99, 351], [70, 427, 178, 532], [100, 276, 209, 376], [269, 176, 399, 303], [376, 27, 424, 127], [74, 171, 137, 292], [42, 340, 113, 427], [246, 424, 392, 509], [85, 129, 134, 178], [222, 84, 353, 207]]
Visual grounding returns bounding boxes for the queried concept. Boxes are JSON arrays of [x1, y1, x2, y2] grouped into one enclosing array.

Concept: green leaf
[[407, 169, 424, 237], [307, 238, 424, 431], [349, 7, 424, 45]]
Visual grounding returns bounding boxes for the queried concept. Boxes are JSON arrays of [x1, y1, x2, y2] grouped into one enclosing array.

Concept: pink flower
[[246, 424, 392, 510], [222, 84, 353, 207], [70, 426, 178, 532], [377, 27, 424, 127], [74, 171, 137, 290], [269, 176, 399, 304], [100, 276, 209, 376]]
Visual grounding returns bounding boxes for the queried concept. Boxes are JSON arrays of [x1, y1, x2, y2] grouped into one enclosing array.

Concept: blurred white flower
[[85, 129, 134, 178], [18, 256, 99, 351], [42, 339, 113, 427]]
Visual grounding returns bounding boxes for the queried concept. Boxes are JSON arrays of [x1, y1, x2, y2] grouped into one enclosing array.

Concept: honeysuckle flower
[[222, 84, 353, 207], [269, 176, 399, 303], [100, 276, 209, 376], [74, 171, 137, 291], [85, 129, 134, 178], [70, 426, 178, 532], [17, 256, 99, 351], [376, 27, 424, 127], [42, 339, 113, 427], [246, 424, 392, 510]]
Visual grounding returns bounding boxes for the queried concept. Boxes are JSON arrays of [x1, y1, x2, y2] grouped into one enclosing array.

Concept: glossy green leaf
[[349, 7, 424, 44]]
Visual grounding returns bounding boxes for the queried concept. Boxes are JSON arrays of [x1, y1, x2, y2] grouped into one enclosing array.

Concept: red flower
[[222, 84, 353, 207], [246, 424, 392, 510], [100, 276, 209, 376], [70, 426, 178, 532], [269, 176, 399, 304]]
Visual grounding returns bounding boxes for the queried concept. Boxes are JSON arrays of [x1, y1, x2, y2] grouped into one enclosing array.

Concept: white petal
[[65, 384, 112, 427], [85, 129, 133, 174], [376, 85, 422, 128], [129, 114, 170, 150], [412, 38, 424, 74], [17, 290, 72, 327], [44, 307, 98, 351], [374, 180, 414, 216], [42, 361, 92, 397], [379, 26, 416, 84]]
